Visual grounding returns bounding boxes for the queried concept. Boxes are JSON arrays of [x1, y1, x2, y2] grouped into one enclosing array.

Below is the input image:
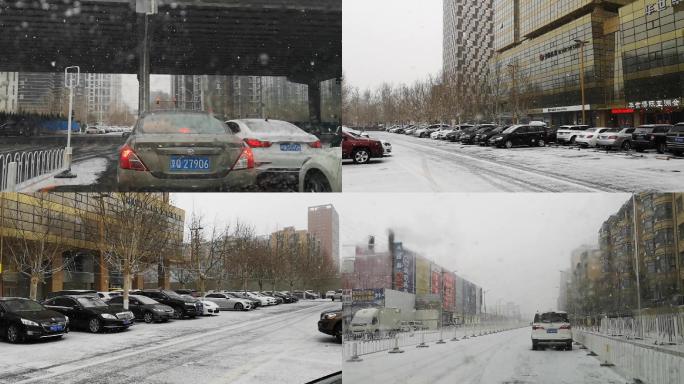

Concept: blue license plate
[[676, 137, 684, 143], [50, 325, 63, 332], [123, 320, 131, 325], [280, 143, 301, 152], [169, 156, 210, 171], [547, 328, 557, 333]]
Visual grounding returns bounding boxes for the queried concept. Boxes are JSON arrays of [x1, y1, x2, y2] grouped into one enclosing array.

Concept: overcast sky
[[171, 193, 630, 317], [343, 0, 443, 90]]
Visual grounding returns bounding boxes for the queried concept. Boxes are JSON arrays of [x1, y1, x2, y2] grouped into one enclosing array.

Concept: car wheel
[[172, 307, 183, 319], [303, 171, 332, 192], [538, 139, 545, 147], [532, 340, 538, 351], [234, 302, 244, 311], [88, 318, 102, 333], [622, 141, 631, 151], [635, 148, 645, 153], [570, 136, 576, 144], [143, 312, 154, 324], [657, 142, 666, 154], [6, 324, 22, 343], [352, 148, 370, 164], [566, 342, 573, 351], [505, 140, 513, 149]]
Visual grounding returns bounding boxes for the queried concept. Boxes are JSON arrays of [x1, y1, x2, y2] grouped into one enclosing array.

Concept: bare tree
[[1, 193, 72, 300]]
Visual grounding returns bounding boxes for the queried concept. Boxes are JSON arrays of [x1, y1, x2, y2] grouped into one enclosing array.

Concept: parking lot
[[0, 300, 340, 384], [343, 131, 684, 192]]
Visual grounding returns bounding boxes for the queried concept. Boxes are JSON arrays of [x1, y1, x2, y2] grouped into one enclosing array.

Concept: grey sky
[[171, 193, 630, 317], [343, 0, 443, 90], [121, 74, 171, 110]]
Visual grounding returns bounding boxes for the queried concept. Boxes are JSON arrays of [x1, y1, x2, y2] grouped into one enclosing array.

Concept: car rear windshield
[[536, 312, 569, 323], [243, 120, 305, 135], [4, 299, 44, 312], [635, 126, 655, 133], [139, 113, 229, 135]]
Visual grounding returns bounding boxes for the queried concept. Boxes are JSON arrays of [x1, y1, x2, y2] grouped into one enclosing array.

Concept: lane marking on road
[[13, 302, 335, 384]]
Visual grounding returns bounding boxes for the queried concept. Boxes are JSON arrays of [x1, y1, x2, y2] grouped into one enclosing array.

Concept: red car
[[342, 130, 384, 164]]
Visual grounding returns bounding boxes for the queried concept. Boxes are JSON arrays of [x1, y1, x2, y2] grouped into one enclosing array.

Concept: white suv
[[531, 311, 572, 351]]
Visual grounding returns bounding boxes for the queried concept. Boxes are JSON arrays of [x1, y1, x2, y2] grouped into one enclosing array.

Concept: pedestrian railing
[[592, 313, 684, 345], [0, 148, 65, 191], [343, 321, 524, 358]]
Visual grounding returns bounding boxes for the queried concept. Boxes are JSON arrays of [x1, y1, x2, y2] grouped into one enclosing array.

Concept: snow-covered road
[[343, 132, 684, 192], [343, 327, 627, 384], [0, 300, 341, 384]]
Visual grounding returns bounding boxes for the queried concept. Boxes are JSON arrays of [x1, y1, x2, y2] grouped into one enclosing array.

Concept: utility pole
[[190, 224, 203, 292], [574, 39, 588, 125], [631, 194, 645, 339], [55, 66, 79, 179]]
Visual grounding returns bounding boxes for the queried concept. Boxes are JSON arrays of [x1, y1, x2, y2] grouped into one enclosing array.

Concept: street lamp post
[[574, 39, 588, 125], [55, 66, 80, 179]]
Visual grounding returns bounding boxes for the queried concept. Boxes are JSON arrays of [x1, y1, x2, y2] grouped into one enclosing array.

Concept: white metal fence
[[343, 321, 524, 358], [0, 148, 65, 191], [575, 330, 684, 384], [586, 313, 684, 346]]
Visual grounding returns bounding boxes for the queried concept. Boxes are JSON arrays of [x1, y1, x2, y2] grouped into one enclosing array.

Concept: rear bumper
[[666, 142, 684, 151], [118, 168, 257, 191], [597, 139, 620, 147]]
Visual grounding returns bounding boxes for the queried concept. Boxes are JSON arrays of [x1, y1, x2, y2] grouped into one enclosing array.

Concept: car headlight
[[323, 313, 338, 320], [101, 314, 117, 320], [20, 318, 39, 327], [493, 137, 503, 141], [65, 316, 69, 324], [185, 303, 195, 307], [153, 308, 166, 312]]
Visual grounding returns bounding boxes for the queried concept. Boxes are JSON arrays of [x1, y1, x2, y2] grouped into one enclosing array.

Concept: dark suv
[[632, 124, 673, 153], [137, 289, 202, 319], [0, 297, 68, 343], [460, 124, 497, 144], [342, 130, 384, 164], [318, 308, 342, 343], [43, 295, 134, 333], [489, 124, 547, 148], [108, 295, 174, 323], [665, 123, 684, 156]]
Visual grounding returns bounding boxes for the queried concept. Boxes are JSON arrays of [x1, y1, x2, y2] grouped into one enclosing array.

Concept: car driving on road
[[531, 311, 572, 351], [342, 127, 384, 164], [0, 297, 69, 343], [117, 111, 257, 191], [107, 295, 174, 323], [43, 295, 134, 333]]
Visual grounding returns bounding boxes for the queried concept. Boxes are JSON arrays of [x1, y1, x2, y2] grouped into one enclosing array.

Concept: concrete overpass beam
[[137, 13, 152, 115]]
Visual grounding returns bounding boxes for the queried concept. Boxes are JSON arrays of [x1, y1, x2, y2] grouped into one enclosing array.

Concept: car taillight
[[308, 140, 322, 148], [650, 135, 655, 141], [560, 324, 571, 330], [119, 145, 148, 171], [232, 146, 255, 170], [244, 138, 272, 148], [532, 325, 544, 330]]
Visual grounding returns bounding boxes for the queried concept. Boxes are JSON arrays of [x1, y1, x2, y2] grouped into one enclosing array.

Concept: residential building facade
[[0, 72, 18, 113], [308, 204, 340, 270]]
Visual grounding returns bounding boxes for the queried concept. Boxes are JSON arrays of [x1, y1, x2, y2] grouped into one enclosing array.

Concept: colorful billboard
[[351, 288, 385, 306], [430, 264, 442, 295], [442, 272, 455, 311], [415, 256, 430, 295], [392, 242, 415, 293]]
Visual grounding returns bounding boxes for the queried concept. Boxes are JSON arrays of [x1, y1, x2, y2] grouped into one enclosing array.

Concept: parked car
[[262, 291, 296, 303], [632, 124, 673, 153], [174, 289, 199, 297], [666, 123, 684, 156], [543, 126, 559, 143], [556, 125, 589, 144], [531, 311, 572, 351], [597, 127, 635, 150], [107, 295, 174, 323], [85, 125, 106, 134], [136, 289, 202, 319], [204, 293, 252, 311], [46, 290, 97, 299], [318, 308, 342, 343], [489, 124, 547, 148], [0, 297, 68, 343], [342, 128, 384, 164], [415, 124, 449, 138], [460, 124, 496, 144], [331, 290, 343, 301], [117, 111, 257, 191], [224, 292, 261, 308], [225, 119, 326, 188], [575, 127, 611, 148], [381, 140, 392, 155], [97, 291, 122, 302], [305, 290, 321, 299], [476, 126, 505, 146], [277, 291, 299, 303], [445, 124, 474, 142], [181, 295, 219, 315], [43, 295, 134, 333], [249, 292, 278, 305]]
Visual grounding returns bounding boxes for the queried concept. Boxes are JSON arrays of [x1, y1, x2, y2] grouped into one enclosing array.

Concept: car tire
[[172, 307, 183, 320], [505, 140, 513, 149], [532, 340, 538, 351], [622, 141, 631, 151], [6, 324, 22, 343], [352, 148, 371, 164], [88, 318, 102, 333], [234, 302, 244, 311], [538, 139, 546, 147], [566, 342, 573, 351], [570, 136, 576, 144], [303, 171, 332, 192], [143, 312, 154, 324], [657, 142, 666, 154]]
